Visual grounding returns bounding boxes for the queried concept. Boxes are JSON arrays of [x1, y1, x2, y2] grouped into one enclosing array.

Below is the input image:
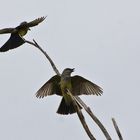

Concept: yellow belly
[[60, 81, 72, 93], [18, 28, 28, 36], [60, 80, 72, 105]]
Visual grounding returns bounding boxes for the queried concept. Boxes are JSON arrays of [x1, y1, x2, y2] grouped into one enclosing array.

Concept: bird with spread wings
[[0, 16, 46, 52]]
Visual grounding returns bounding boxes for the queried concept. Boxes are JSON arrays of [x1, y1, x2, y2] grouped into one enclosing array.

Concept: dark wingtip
[[0, 47, 9, 52]]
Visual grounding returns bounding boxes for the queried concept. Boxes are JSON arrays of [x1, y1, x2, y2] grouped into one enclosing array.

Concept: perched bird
[[0, 16, 46, 52], [36, 68, 103, 115]]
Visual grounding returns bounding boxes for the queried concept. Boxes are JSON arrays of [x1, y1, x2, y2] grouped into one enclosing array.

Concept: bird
[[0, 16, 46, 52], [36, 68, 103, 115]]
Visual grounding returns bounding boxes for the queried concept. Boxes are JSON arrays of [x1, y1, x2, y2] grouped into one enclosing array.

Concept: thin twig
[[75, 96, 112, 140], [112, 118, 123, 140]]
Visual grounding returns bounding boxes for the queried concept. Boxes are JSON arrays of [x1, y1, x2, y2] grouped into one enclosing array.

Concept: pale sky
[[0, 0, 140, 139]]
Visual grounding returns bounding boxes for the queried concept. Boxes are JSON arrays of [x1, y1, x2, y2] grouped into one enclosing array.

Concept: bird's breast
[[60, 80, 72, 94], [18, 28, 28, 36]]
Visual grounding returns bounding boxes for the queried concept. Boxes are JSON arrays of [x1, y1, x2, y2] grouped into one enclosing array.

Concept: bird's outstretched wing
[[71, 75, 103, 96], [27, 16, 46, 27], [0, 33, 25, 52], [0, 28, 15, 34], [36, 75, 62, 98], [18, 16, 46, 29]]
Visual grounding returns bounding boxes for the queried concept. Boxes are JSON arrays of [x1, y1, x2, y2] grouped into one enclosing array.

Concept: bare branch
[[112, 118, 123, 140]]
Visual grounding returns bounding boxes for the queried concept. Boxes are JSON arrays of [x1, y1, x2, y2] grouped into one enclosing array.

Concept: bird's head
[[20, 21, 31, 31], [20, 21, 27, 26], [62, 68, 75, 76]]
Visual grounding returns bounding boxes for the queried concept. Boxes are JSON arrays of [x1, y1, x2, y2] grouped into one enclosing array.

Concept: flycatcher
[[0, 16, 46, 52], [36, 68, 103, 115]]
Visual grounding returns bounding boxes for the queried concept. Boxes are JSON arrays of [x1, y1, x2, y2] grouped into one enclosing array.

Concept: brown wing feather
[[0, 28, 15, 34], [36, 75, 62, 98], [27, 16, 46, 27], [71, 75, 103, 96]]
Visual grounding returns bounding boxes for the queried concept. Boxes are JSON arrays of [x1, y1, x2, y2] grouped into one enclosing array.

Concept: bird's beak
[[72, 68, 75, 72]]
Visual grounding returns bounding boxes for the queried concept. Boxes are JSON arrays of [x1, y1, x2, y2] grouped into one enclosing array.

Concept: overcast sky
[[0, 0, 140, 139]]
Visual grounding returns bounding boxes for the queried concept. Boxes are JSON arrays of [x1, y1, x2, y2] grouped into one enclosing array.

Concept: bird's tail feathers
[[57, 97, 82, 115]]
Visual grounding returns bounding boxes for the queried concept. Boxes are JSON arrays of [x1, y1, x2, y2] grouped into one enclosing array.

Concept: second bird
[[36, 68, 103, 115], [0, 16, 46, 52]]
